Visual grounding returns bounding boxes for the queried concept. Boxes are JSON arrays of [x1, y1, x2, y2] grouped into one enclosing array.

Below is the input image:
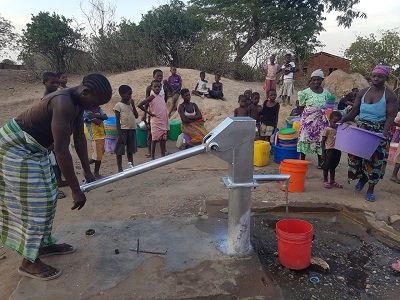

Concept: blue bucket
[[104, 116, 116, 126], [272, 143, 300, 164]]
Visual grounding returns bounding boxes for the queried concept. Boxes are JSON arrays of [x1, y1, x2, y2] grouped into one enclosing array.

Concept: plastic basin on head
[[335, 124, 384, 159]]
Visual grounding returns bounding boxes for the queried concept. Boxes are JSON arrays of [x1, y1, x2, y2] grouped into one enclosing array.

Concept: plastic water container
[[279, 159, 310, 192], [105, 135, 117, 153], [104, 116, 116, 126], [136, 124, 148, 148], [254, 140, 270, 167], [335, 124, 384, 159], [168, 120, 182, 141], [293, 121, 300, 133], [276, 219, 313, 270], [272, 143, 300, 164]]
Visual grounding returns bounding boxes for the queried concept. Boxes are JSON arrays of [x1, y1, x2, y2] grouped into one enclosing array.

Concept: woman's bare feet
[[19, 258, 62, 280]]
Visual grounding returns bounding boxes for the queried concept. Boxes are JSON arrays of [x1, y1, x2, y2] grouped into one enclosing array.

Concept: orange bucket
[[279, 159, 310, 192], [326, 109, 333, 119]]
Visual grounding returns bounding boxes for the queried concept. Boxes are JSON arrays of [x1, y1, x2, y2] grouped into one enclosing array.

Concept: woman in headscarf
[[341, 66, 398, 202], [297, 69, 333, 167]]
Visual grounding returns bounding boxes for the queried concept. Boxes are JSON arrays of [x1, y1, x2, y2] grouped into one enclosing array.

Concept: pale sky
[[1, 0, 399, 61]]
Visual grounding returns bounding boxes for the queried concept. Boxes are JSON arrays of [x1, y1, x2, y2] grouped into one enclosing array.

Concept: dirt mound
[[324, 69, 369, 98]]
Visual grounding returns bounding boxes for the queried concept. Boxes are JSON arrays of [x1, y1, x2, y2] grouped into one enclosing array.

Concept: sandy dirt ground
[[0, 68, 399, 299]]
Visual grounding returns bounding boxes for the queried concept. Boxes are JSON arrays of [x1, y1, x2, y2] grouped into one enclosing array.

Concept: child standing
[[248, 92, 262, 138], [244, 88, 253, 107], [57, 71, 68, 89], [43, 72, 59, 96], [290, 100, 304, 116], [260, 89, 280, 142], [144, 69, 171, 157], [114, 85, 139, 172], [321, 111, 343, 188], [167, 66, 183, 118], [139, 81, 169, 160], [192, 71, 209, 97], [83, 107, 108, 179], [208, 73, 224, 100], [234, 95, 249, 117]]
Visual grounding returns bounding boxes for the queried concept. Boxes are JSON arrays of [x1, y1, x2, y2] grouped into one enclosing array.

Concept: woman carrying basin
[[341, 66, 398, 202]]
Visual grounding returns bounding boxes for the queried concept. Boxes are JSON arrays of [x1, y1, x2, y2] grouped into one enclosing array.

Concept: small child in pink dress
[[138, 80, 169, 160]]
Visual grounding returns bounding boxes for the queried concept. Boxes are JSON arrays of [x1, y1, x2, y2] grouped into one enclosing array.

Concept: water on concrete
[[251, 212, 400, 300]]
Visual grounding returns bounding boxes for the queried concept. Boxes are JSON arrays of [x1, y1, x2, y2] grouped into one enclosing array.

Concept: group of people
[[295, 66, 399, 202], [262, 53, 299, 106], [1, 60, 399, 283], [0, 66, 211, 282], [234, 88, 280, 142]]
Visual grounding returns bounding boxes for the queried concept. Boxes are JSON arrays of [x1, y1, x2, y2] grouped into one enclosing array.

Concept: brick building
[[303, 52, 350, 77]]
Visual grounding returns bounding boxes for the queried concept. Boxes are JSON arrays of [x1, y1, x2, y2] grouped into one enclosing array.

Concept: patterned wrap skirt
[[0, 119, 58, 262]]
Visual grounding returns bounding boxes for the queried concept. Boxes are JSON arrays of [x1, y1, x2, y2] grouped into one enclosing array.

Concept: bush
[[231, 62, 259, 81]]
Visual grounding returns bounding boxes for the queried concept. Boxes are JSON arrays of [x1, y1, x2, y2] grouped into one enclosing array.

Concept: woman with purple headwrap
[[341, 65, 398, 202]]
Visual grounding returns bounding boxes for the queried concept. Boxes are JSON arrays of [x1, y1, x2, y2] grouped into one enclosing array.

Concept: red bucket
[[276, 219, 313, 270]]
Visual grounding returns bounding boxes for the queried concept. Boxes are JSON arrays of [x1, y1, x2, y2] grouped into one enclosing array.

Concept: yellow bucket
[[293, 121, 300, 133]]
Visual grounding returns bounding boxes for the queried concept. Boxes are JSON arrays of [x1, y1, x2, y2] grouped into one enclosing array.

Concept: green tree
[[0, 15, 18, 54], [345, 30, 400, 75], [19, 12, 83, 71], [139, 0, 205, 66], [191, 0, 366, 62]]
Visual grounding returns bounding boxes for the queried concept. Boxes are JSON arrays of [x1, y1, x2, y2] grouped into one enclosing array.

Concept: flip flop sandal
[[355, 180, 367, 192], [365, 193, 376, 202], [18, 267, 62, 281], [332, 182, 343, 188], [323, 182, 331, 189], [39, 244, 77, 258], [57, 190, 66, 199], [145, 154, 151, 158]]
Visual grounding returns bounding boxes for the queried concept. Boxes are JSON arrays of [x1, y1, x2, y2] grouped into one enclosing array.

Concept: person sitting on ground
[[114, 85, 139, 172], [321, 111, 343, 189], [178, 88, 208, 147], [139, 81, 169, 160], [192, 71, 209, 97], [290, 100, 304, 116], [341, 65, 398, 202], [84, 106, 108, 179], [260, 89, 280, 142], [0, 73, 112, 281], [337, 88, 358, 110], [57, 71, 68, 89], [167, 66, 183, 118], [248, 92, 262, 138], [208, 73, 224, 100], [234, 95, 249, 117]]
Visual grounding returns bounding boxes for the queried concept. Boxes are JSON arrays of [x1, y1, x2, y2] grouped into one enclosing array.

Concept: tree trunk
[[233, 17, 262, 63]]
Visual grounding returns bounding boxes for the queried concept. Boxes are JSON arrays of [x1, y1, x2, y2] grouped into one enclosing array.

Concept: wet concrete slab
[[10, 217, 283, 300]]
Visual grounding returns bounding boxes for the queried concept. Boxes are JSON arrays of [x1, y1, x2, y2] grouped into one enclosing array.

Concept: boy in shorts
[[114, 85, 139, 172]]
